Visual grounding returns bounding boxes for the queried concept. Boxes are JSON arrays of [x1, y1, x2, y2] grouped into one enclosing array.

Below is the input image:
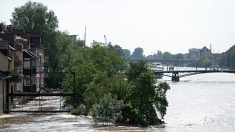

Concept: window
[[24, 75, 30, 86]]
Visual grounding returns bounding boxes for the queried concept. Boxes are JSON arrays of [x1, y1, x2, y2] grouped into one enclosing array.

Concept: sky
[[1, 0, 235, 55]]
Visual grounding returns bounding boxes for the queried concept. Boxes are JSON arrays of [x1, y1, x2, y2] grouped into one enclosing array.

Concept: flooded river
[[1, 72, 235, 131]]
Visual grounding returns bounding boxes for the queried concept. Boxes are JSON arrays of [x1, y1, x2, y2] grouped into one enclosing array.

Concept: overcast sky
[[1, 0, 235, 55]]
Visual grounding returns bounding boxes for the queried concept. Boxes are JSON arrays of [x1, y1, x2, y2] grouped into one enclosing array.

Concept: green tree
[[62, 42, 127, 107], [11, 1, 65, 89], [227, 46, 235, 69], [107, 43, 124, 57], [124, 61, 170, 126], [11, 1, 58, 33], [90, 93, 124, 124], [131, 47, 144, 60], [174, 53, 185, 60], [198, 57, 212, 69], [122, 49, 131, 59], [63, 52, 97, 106], [62, 42, 170, 127], [218, 45, 235, 69], [11, 1, 58, 53], [162, 52, 173, 59], [84, 72, 131, 112], [45, 32, 78, 89]]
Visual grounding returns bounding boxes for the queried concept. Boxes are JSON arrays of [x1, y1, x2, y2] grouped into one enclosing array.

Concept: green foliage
[[123, 61, 170, 126], [122, 49, 131, 59], [162, 52, 173, 59], [90, 93, 124, 123], [45, 32, 78, 89], [155, 82, 170, 119], [226, 45, 235, 69], [131, 47, 144, 60], [62, 42, 127, 107], [218, 45, 235, 69], [197, 57, 212, 68], [11, 1, 79, 89], [174, 53, 185, 60], [63, 48, 170, 126], [11, 1, 58, 58], [107, 44, 124, 57], [11, 1, 58, 32], [84, 72, 132, 111], [71, 105, 86, 116]]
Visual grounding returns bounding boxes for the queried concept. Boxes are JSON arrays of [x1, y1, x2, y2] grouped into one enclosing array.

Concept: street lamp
[[38, 53, 42, 92]]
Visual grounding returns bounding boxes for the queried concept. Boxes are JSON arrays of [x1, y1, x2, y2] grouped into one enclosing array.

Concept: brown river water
[[1, 71, 235, 131]]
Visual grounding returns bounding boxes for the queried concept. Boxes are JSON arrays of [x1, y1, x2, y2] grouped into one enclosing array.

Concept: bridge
[[154, 69, 235, 81], [131, 58, 199, 66]]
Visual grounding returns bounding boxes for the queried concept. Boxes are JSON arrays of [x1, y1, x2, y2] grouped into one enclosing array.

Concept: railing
[[154, 69, 235, 81], [23, 67, 36, 74], [23, 84, 36, 92]]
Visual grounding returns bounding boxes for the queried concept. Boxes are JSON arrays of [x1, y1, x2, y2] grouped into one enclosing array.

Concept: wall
[[0, 80, 5, 115], [0, 52, 8, 71], [0, 51, 9, 115]]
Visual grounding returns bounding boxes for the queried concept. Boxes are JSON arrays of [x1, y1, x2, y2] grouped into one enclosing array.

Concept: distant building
[[188, 46, 211, 60], [200, 46, 211, 58], [188, 48, 200, 60]]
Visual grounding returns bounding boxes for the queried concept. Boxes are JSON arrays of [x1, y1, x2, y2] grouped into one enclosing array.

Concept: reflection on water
[[1, 72, 235, 131]]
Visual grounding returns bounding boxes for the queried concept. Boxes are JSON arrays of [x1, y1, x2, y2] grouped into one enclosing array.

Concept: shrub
[[90, 93, 124, 124], [70, 105, 86, 116]]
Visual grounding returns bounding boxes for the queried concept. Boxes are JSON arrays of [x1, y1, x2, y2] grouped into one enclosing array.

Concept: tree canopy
[[11, 1, 58, 33], [62, 42, 170, 126], [131, 47, 144, 60], [219, 45, 235, 69]]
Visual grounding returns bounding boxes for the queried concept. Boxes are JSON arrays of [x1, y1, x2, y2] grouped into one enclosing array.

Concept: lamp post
[[38, 53, 42, 93]]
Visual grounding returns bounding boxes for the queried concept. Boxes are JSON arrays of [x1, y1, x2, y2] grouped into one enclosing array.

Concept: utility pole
[[210, 44, 212, 54], [84, 26, 86, 45]]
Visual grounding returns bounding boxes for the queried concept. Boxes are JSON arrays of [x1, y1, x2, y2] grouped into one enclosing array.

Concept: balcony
[[6, 74, 22, 82], [23, 67, 36, 75], [23, 84, 36, 92]]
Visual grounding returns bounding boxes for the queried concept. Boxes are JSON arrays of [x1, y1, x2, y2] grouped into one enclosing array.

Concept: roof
[[9, 45, 16, 51], [23, 50, 38, 59]]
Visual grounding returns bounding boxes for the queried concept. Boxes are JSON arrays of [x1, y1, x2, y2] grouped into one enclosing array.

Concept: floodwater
[[1, 71, 235, 131]]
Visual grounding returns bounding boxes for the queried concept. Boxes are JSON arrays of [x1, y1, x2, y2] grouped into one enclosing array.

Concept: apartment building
[[0, 23, 44, 114]]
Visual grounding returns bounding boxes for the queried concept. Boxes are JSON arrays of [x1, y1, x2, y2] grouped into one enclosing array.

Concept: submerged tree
[[62, 42, 170, 126], [90, 93, 124, 124], [123, 61, 170, 126]]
